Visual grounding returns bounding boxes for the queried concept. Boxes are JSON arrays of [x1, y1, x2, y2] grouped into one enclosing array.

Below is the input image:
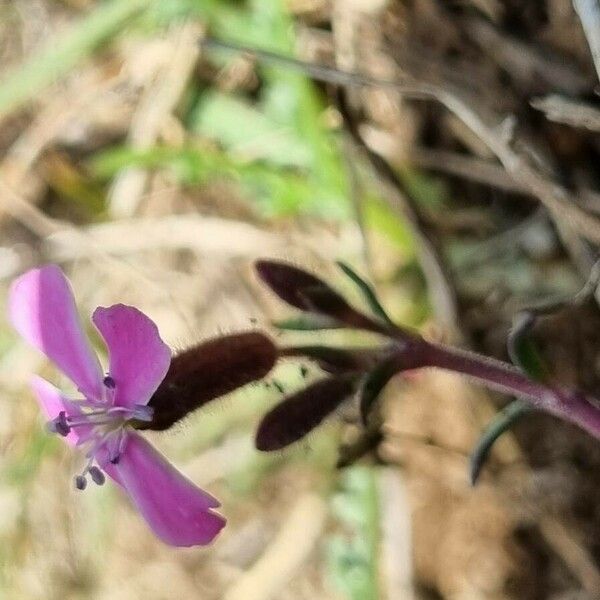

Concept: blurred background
[[2, 1, 600, 598]]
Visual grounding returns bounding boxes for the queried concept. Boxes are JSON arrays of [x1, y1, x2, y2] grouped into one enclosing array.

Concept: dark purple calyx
[[143, 331, 277, 431]]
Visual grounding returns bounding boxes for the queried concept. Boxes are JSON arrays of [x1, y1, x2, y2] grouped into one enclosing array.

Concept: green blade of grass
[[329, 467, 380, 600], [0, 0, 154, 121]]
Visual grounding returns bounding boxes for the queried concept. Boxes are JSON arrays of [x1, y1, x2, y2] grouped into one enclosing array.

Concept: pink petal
[[112, 433, 226, 547], [9, 266, 103, 400], [92, 305, 171, 409], [30, 376, 91, 447]]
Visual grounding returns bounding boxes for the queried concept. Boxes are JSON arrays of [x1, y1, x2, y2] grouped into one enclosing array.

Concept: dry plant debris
[[1, 0, 600, 599]]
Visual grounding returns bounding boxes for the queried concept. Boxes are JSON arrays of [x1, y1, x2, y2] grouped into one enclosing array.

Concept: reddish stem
[[391, 337, 600, 440]]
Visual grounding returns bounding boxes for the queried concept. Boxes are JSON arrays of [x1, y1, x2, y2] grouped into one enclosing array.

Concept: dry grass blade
[[204, 38, 600, 247], [539, 517, 600, 596], [44, 215, 282, 261], [531, 95, 600, 132], [223, 494, 327, 600], [108, 22, 202, 218], [378, 469, 415, 599]]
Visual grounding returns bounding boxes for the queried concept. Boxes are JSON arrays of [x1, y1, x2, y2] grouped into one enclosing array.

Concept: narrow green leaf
[[328, 467, 380, 600], [508, 312, 549, 381], [470, 399, 532, 485], [359, 358, 400, 426], [272, 315, 342, 331], [337, 261, 395, 327]]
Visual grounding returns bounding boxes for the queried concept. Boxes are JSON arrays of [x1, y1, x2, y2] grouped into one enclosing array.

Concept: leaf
[[359, 358, 400, 426], [191, 91, 311, 168], [90, 145, 322, 217], [469, 399, 532, 485], [280, 345, 370, 375], [363, 196, 416, 259], [507, 312, 549, 381], [272, 315, 342, 331], [328, 467, 380, 600], [200, 0, 351, 219], [337, 261, 395, 326]]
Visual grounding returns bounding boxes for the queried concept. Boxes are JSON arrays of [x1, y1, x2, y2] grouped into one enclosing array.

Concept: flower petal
[[92, 305, 171, 409], [112, 433, 225, 547], [30, 376, 90, 447], [9, 266, 103, 399]]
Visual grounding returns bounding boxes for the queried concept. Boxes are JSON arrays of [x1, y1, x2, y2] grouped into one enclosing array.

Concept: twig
[[0, 66, 124, 225], [0, 178, 190, 319], [410, 146, 528, 194], [463, 16, 590, 94]]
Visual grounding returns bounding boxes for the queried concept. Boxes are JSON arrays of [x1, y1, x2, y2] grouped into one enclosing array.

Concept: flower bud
[[255, 374, 358, 451], [143, 332, 277, 431], [256, 260, 383, 332]]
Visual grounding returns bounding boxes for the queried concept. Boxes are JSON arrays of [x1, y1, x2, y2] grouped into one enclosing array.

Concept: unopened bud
[[144, 332, 277, 431], [74, 475, 87, 491], [255, 374, 358, 451]]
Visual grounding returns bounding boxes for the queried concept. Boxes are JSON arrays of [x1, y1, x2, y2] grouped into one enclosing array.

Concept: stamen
[[67, 415, 116, 428], [103, 375, 116, 389], [88, 466, 105, 486], [74, 475, 87, 490], [84, 428, 119, 460], [109, 429, 128, 464], [47, 411, 70, 437], [48, 381, 140, 487]]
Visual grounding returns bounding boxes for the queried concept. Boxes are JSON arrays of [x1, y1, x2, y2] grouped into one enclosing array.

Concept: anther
[[103, 375, 116, 389], [48, 411, 70, 437], [88, 466, 105, 486], [74, 475, 87, 490]]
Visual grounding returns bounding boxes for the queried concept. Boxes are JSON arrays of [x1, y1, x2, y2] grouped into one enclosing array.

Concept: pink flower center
[[46, 376, 154, 490]]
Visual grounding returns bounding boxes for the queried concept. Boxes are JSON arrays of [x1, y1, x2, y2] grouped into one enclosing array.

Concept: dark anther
[[88, 466, 106, 485], [74, 475, 87, 490], [52, 411, 71, 437], [109, 455, 120, 465], [103, 375, 116, 389]]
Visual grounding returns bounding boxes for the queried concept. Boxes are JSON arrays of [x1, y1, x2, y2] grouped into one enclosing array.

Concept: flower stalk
[[381, 335, 600, 440]]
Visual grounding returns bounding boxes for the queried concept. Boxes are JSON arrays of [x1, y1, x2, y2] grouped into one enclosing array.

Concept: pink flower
[[8, 265, 226, 547]]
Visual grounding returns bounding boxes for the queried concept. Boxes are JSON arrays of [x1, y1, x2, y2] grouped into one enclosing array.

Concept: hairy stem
[[395, 338, 600, 440]]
